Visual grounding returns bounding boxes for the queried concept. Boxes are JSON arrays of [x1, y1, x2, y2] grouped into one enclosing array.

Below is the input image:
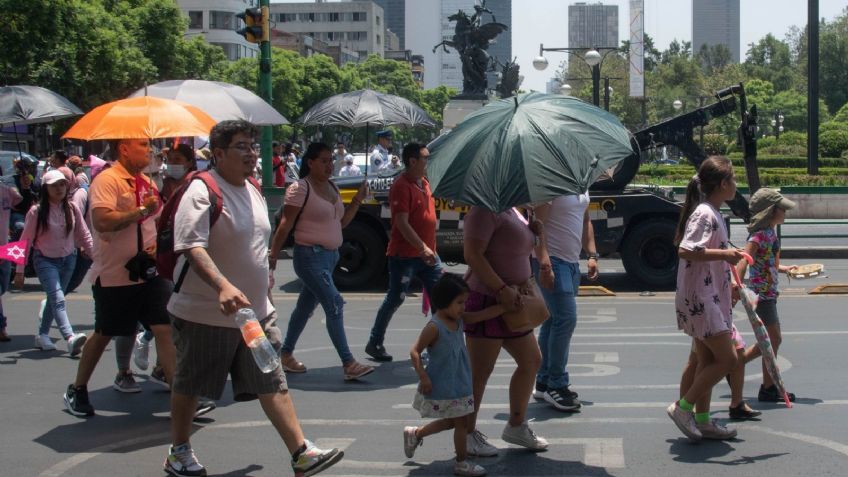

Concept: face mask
[[165, 164, 187, 180]]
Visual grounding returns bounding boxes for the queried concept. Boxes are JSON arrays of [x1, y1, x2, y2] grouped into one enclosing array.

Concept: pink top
[[20, 202, 94, 259], [464, 207, 535, 294], [0, 184, 23, 246], [285, 179, 344, 250]]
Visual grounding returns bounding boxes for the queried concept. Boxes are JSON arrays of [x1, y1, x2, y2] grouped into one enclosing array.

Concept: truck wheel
[[335, 221, 386, 290], [620, 219, 678, 288]]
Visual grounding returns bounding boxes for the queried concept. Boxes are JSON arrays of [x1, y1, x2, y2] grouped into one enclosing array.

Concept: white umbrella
[[128, 80, 288, 126]]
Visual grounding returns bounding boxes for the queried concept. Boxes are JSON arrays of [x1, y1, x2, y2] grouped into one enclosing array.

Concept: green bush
[[820, 121, 845, 133], [701, 133, 729, 155], [757, 136, 776, 150], [819, 130, 848, 157], [776, 131, 807, 147], [761, 144, 807, 156]]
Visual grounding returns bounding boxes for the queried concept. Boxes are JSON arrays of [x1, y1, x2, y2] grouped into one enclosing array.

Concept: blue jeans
[[532, 256, 580, 389], [369, 256, 443, 345], [34, 250, 77, 339], [0, 260, 9, 329], [282, 245, 353, 364]]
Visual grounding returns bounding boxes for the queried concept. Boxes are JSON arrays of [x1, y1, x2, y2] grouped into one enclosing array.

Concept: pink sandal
[[343, 361, 374, 381]]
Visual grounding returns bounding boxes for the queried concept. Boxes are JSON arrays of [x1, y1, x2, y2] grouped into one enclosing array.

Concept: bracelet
[[587, 252, 599, 260]]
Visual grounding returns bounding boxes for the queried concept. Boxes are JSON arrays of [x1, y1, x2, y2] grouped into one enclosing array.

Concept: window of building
[[188, 11, 203, 29], [327, 12, 340, 22], [209, 11, 235, 30], [358, 50, 368, 59], [376, 15, 381, 26], [348, 31, 367, 41], [211, 42, 239, 61], [279, 13, 296, 23], [352, 12, 367, 22], [377, 34, 381, 45]]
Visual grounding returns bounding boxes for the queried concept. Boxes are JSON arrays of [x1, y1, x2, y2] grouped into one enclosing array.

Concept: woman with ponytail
[[667, 156, 744, 442]]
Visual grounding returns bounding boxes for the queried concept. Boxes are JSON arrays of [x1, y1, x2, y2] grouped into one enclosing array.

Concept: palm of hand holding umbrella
[[426, 92, 637, 213]]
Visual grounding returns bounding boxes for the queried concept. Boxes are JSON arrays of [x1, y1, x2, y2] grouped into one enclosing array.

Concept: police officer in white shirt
[[369, 130, 392, 172], [339, 157, 361, 177]]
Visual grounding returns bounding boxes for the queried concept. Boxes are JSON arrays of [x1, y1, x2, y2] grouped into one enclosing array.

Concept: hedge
[[634, 173, 848, 187], [659, 156, 848, 168]]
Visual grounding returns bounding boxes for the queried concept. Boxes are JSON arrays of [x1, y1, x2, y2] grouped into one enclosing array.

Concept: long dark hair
[[36, 182, 74, 239], [430, 273, 470, 311], [298, 142, 332, 179], [674, 155, 734, 244]]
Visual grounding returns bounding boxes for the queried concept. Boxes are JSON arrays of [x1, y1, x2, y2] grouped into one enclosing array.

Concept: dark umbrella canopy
[[298, 89, 435, 128], [0, 85, 83, 126], [427, 92, 637, 213]]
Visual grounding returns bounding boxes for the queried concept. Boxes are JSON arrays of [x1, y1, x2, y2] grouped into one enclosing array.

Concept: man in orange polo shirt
[[365, 143, 441, 362], [63, 138, 176, 417]]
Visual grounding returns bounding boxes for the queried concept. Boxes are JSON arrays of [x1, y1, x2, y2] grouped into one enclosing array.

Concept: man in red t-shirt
[[271, 141, 285, 187], [365, 143, 442, 362]]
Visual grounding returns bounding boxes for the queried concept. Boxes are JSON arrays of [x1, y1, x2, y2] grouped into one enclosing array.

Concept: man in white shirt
[[532, 192, 599, 412], [339, 157, 361, 177], [369, 130, 392, 172], [333, 142, 354, 176], [165, 120, 343, 477]]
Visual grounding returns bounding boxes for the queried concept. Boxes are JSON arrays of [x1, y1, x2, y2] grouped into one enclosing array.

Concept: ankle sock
[[695, 412, 711, 424], [291, 442, 307, 461], [678, 397, 694, 412]]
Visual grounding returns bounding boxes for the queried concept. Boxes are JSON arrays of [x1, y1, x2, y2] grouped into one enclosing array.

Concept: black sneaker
[[543, 386, 581, 412], [365, 342, 393, 362], [728, 401, 763, 420], [193, 399, 216, 420], [532, 381, 547, 400], [149, 365, 170, 390], [64, 384, 94, 417], [758, 384, 796, 402], [565, 385, 579, 399]]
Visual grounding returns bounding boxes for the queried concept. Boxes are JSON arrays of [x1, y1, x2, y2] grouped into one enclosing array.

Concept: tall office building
[[176, 0, 259, 61], [371, 0, 406, 50], [692, 0, 740, 62], [407, 0, 511, 92], [568, 2, 618, 49]]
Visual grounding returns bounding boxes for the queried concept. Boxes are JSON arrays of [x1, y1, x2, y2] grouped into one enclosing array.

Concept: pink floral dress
[[675, 203, 733, 340]]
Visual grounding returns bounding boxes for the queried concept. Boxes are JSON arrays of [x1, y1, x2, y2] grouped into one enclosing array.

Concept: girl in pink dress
[[667, 156, 744, 442]]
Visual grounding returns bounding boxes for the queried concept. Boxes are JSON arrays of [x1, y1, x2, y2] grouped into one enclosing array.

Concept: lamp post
[[771, 110, 784, 139], [534, 44, 618, 108], [559, 83, 572, 96]]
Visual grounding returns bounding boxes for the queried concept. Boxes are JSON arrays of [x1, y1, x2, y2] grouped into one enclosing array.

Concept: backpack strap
[[173, 171, 224, 293]]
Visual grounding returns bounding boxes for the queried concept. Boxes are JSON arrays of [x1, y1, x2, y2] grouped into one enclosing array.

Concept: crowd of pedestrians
[[0, 117, 798, 476]]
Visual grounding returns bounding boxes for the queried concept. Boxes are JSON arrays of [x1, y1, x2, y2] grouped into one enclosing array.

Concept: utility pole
[[259, 0, 274, 188], [808, 0, 819, 175]]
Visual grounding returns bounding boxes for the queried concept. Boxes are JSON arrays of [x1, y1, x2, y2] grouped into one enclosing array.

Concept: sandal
[[0, 329, 9, 342], [729, 401, 762, 420], [343, 360, 374, 381], [281, 353, 307, 373]]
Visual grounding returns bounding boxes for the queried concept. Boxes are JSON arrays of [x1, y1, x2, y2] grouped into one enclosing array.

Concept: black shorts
[[755, 299, 780, 327], [93, 276, 172, 336]]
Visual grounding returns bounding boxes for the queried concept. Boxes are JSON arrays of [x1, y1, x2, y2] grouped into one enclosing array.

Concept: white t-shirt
[[167, 170, 273, 328], [544, 192, 590, 263], [339, 164, 361, 176]]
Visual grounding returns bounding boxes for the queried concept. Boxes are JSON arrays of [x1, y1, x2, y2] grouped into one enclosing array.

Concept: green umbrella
[[427, 92, 638, 212]]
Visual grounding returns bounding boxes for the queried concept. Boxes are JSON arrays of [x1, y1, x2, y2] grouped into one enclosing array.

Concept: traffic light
[[236, 7, 268, 44]]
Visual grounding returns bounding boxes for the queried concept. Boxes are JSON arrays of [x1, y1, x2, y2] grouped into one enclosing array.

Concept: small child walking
[[736, 187, 798, 403], [404, 273, 506, 476], [669, 156, 743, 442]]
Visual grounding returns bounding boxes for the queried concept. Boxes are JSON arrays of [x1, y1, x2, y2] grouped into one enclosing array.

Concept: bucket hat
[[747, 188, 796, 233]]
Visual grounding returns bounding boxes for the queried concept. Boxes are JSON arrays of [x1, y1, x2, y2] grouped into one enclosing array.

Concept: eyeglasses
[[227, 143, 258, 154]]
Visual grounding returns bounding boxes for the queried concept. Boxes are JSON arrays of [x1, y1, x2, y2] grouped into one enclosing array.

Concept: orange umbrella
[[62, 96, 216, 140]]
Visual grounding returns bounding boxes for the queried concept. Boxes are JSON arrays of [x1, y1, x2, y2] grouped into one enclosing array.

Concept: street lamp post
[[771, 110, 784, 139], [533, 43, 619, 108]]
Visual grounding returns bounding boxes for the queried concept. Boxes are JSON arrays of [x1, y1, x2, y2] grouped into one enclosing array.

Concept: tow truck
[[327, 84, 760, 289]]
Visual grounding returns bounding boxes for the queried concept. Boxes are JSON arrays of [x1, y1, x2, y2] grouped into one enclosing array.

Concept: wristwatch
[[587, 252, 599, 261], [138, 206, 150, 217]]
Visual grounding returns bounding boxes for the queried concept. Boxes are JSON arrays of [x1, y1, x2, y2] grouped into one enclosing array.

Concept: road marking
[[486, 437, 625, 468], [392, 400, 848, 410]]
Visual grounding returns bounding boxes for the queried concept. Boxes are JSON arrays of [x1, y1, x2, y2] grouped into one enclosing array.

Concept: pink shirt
[[0, 184, 23, 246], [464, 207, 535, 294], [20, 202, 93, 259], [285, 179, 344, 250]]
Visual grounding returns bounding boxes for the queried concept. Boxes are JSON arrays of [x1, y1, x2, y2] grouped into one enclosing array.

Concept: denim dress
[[412, 317, 474, 418]]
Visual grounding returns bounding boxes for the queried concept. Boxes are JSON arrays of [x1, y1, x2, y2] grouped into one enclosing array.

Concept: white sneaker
[[133, 331, 151, 371], [67, 333, 87, 357], [454, 459, 486, 476], [501, 421, 548, 451], [697, 419, 738, 440], [403, 426, 422, 458], [35, 334, 56, 351], [466, 429, 498, 457], [666, 402, 702, 441]]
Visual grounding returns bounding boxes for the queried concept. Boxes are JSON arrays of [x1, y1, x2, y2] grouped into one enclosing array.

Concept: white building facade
[[176, 0, 260, 61], [268, 1, 386, 60]]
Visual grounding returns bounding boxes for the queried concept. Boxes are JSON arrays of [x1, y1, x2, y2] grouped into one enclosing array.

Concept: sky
[[275, 1, 847, 92]]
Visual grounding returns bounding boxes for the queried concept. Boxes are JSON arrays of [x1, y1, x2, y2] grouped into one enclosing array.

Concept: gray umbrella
[[0, 85, 84, 155], [298, 89, 435, 174], [128, 80, 289, 126]]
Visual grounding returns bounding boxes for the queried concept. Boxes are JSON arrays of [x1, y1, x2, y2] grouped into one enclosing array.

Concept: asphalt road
[[1, 260, 846, 476]]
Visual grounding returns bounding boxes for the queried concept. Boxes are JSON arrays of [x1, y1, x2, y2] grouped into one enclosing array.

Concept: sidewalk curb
[[781, 247, 848, 259]]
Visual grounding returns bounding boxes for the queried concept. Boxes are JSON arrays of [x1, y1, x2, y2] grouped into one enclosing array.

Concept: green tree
[[697, 43, 733, 75], [744, 33, 796, 92], [819, 8, 848, 114]]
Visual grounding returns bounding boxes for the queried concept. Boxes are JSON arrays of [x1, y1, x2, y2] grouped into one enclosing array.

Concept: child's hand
[[418, 376, 432, 395], [731, 283, 741, 307], [780, 264, 798, 274], [723, 249, 745, 265]]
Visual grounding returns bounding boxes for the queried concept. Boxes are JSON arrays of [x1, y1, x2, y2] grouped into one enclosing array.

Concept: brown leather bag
[[501, 278, 550, 332]]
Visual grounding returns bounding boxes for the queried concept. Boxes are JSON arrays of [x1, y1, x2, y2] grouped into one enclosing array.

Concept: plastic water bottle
[[234, 308, 280, 373]]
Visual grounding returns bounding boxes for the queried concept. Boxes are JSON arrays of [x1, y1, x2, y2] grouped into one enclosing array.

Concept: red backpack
[[156, 170, 261, 291]]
